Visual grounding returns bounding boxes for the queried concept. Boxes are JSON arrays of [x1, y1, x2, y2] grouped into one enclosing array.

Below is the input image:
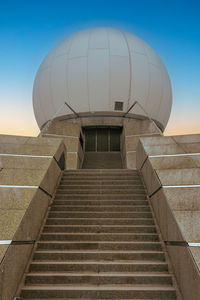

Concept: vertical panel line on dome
[[143, 44, 151, 114], [107, 28, 112, 111], [120, 30, 132, 110], [32, 76, 43, 128], [49, 55, 57, 115], [38, 69, 49, 126], [156, 60, 165, 125], [66, 32, 76, 111], [86, 29, 92, 112]]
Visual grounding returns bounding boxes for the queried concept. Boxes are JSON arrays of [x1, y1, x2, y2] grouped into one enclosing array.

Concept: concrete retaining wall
[[136, 134, 200, 300]]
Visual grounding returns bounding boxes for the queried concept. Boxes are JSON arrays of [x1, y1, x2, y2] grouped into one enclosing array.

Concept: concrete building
[[0, 28, 199, 300]]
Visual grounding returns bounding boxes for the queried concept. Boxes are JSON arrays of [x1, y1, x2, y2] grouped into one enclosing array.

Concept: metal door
[[97, 128, 109, 151], [84, 127, 121, 152], [110, 128, 121, 151], [85, 128, 96, 152]]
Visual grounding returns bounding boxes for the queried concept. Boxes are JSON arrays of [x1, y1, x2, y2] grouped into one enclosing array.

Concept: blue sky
[[0, 0, 200, 136]]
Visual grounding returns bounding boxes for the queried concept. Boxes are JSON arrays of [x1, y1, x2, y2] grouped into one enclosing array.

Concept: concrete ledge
[[0, 134, 64, 300], [42, 120, 82, 169], [136, 134, 200, 300]]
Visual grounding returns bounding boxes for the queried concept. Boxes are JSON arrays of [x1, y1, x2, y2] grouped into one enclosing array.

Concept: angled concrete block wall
[[42, 120, 84, 169], [136, 134, 200, 300], [0, 135, 65, 300], [123, 118, 161, 169]]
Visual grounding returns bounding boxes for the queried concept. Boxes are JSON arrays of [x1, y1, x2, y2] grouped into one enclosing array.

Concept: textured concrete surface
[[123, 119, 161, 169], [18, 169, 180, 300], [42, 120, 83, 169], [0, 134, 64, 300], [136, 134, 200, 300]]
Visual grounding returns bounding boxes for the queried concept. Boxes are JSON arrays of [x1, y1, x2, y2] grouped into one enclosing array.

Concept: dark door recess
[[83, 127, 121, 152]]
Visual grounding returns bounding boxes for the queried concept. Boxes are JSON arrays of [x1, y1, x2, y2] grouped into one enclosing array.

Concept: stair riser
[[60, 182, 142, 186], [52, 200, 148, 206], [61, 178, 142, 183], [42, 226, 157, 233], [48, 212, 152, 218], [56, 190, 145, 195], [54, 195, 147, 200], [60, 178, 141, 182], [25, 275, 173, 285], [33, 252, 166, 261], [39, 234, 159, 242], [58, 185, 144, 190], [29, 263, 169, 273], [62, 174, 140, 178], [21, 289, 176, 299], [19, 170, 178, 300], [45, 219, 155, 225], [61, 175, 141, 178], [49, 206, 150, 212], [37, 242, 162, 251], [63, 169, 138, 174]]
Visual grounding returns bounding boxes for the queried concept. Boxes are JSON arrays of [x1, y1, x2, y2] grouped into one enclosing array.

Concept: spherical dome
[[33, 27, 172, 130]]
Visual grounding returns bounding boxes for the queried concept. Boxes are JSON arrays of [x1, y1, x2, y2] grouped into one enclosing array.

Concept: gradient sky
[[0, 0, 200, 137]]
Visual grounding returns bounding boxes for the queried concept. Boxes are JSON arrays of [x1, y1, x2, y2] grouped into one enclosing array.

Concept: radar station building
[[0, 28, 200, 300]]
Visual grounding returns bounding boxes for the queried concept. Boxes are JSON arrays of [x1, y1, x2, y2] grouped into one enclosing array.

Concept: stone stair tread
[[31, 261, 168, 265], [20, 299, 175, 300], [58, 185, 144, 187], [43, 225, 155, 228], [45, 218, 155, 225], [61, 177, 141, 179], [40, 233, 158, 236], [64, 169, 137, 172], [17, 169, 179, 300], [21, 284, 176, 290], [35, 250, 164, 253], [58, 189, 144, 191], [37, 241, 160, 243], [51, 202, 148, 207], [60, 182, 142, 184], [50, 205, 147, 208], [48, 211, 151, 214], [57, 193, 145, 197], [46, 218, 153, 220], [27, 272, 171, 276]]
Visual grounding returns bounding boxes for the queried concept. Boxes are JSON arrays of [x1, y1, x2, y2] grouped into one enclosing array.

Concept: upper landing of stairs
[[82, 152, 123, 169]]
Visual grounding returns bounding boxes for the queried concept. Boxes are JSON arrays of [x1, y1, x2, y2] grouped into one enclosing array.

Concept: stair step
[[54, 195, 147, 200], [45, 218, 155, 225], [56, 189, 145, 195], [33, 251, 166, 261], [42, 225, 157, 233], [20, 285, 176, 299], [60, 180, 142, 185], [58, 185, 144, 189], [62, 173, 140, 176], [50, 206, 150, 212], [52, 200, 148, 205], [39, 233, 159, 242], [36, 241, 162, 251], [17, 169, 179, 300], [48, 212, 152, 218], [63, 170, 138, 174], [25, 273, 173, 285], [29, 261, 169, 273]]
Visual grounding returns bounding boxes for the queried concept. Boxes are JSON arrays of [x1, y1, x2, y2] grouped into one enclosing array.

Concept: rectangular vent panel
[[114, 101, 124, 111]]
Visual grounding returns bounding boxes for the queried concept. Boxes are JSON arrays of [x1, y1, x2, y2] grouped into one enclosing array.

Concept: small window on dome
[[114, 101, 123, 111]]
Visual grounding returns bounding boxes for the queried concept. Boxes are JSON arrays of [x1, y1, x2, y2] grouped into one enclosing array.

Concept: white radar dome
[[33, 27, 172, 131]]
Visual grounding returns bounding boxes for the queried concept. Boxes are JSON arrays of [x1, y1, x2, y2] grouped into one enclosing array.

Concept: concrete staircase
[[82, 152, 123, 169], [19, 169, 179, 299]]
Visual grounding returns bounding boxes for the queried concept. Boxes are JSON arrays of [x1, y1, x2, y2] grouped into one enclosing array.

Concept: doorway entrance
[[83, 126, 122, 152]]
